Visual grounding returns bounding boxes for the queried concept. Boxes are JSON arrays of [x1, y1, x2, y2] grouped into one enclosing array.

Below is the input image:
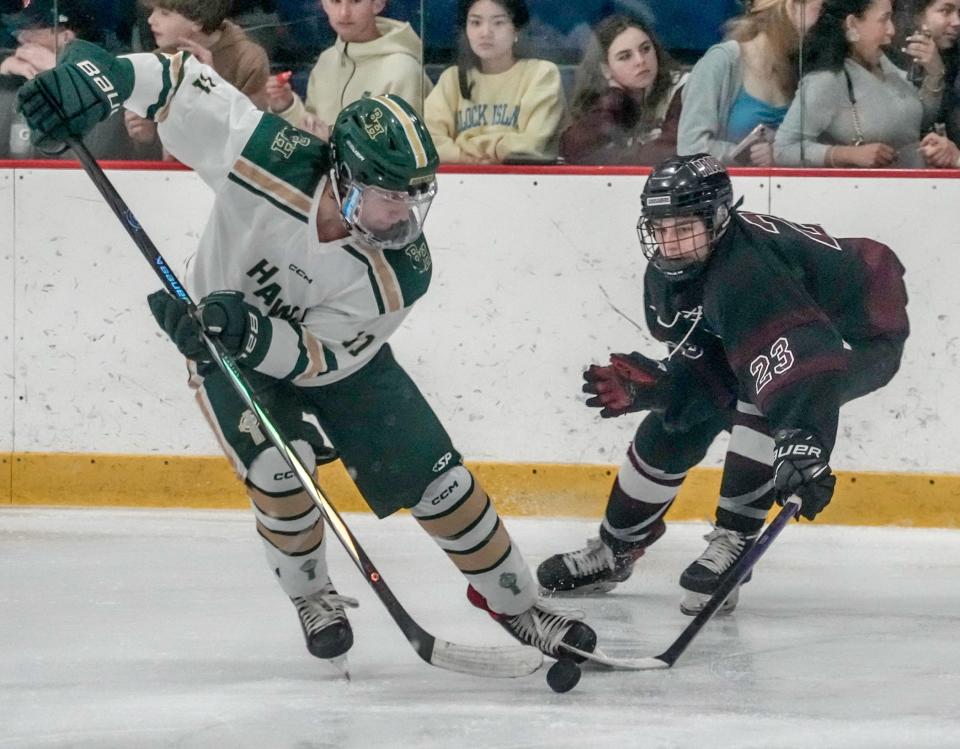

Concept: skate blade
[[326, 654, 351, 681], [679, 587, 739, 617], [538, 580, 619, 597]]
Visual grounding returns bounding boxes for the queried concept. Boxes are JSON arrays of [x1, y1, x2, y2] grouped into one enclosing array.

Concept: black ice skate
[[291, 581, 359, 663], [679, 525, 758, 616], [466, 585, 597, 662], [537, 520, 666, 595]]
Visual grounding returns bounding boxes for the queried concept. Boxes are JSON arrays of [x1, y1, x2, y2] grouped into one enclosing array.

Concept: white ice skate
[[679, 525, 758, 616], [466, 585, 598, 660], [291, 581, 359, 676]]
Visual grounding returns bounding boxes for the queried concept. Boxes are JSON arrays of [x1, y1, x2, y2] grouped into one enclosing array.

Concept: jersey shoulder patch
[[228, 114, 330, 222], [341, 236, 432, 315]]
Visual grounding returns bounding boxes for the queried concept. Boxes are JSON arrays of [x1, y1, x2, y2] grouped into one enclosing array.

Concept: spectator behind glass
[[678, 0, 825, 166], [1, 0, 99, 80], [265, 0, 432, 141], [891, 0, 960, 166], [144, 0, 269, 102], [0, 0, 137, 159], [774, 0, 944, 167], [125, 0, 271, 152], [559, 15, 688, 165], [424, 0, 565, 164]]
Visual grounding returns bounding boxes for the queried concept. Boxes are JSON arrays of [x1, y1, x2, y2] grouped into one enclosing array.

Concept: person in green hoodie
[[265, 0, 432, 140]]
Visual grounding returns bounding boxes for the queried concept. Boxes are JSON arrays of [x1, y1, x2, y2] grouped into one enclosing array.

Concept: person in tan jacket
[[265, 0, 432, 140], [124, 0, 270, 152], [424, 0, 565, 164]]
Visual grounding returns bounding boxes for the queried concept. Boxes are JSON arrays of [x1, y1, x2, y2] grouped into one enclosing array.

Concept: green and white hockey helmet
[[330, 94, 439, 250]]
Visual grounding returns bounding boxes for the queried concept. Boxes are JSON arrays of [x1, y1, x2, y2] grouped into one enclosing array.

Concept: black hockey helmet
[[637, 153, 735, 281]]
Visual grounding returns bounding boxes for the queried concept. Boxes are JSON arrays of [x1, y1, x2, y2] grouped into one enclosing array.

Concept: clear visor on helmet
[[637, 213, 714, 277], [340, 180, 437, 250]]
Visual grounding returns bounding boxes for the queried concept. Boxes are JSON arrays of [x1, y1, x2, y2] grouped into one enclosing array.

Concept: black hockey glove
[[583, 352, 671, 418], [773, 429, 836, 521], [17, 40, 133, 151]]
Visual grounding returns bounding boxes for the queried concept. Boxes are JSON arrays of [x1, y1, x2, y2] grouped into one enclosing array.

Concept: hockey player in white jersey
[[17, 41, 597, 667]]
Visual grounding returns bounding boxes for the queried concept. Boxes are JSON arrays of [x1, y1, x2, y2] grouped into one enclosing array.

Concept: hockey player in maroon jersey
[[538, 153, 909, 614]]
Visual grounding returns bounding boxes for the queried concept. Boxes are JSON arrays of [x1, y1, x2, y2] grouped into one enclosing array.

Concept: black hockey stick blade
[[564, 497, 802, 671], [63, 134, 542, 679]]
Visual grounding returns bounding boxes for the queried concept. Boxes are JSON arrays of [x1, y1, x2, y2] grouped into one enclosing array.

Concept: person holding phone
[[774, 0, 944, 168], [678, 0, 825, 165]]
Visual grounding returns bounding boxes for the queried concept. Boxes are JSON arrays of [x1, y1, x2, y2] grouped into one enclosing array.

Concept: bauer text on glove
[[773, 428, 836, 521], [16, 41, 134, 149]]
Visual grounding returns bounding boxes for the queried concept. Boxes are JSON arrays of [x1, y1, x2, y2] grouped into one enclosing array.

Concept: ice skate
[[679, 525, 758, 616], [291, 580, 358, 671], [537, 521, 665, 595], [467, 585, 597, 662]]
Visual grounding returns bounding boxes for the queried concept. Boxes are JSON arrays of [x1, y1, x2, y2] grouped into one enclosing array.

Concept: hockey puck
[[546, 657, 581, 693]]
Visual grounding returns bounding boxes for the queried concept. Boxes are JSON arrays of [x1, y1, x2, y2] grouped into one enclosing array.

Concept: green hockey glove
[[195, 290, 271, 363], [17, 40, 134, 150], [147, 290, 206, 361]]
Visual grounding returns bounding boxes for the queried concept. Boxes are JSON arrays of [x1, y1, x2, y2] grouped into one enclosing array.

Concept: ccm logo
[[76, 60, 122, 112], [775, 444, 822, 459], [430, 480, 459, 505], [289, 264, 314, 284]]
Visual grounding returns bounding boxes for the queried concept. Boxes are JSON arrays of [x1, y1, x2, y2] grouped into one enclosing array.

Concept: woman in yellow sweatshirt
[[425, 0, 566, 164]]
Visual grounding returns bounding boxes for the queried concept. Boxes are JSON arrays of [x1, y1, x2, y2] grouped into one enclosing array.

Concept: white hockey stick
[[64, 133, 543, 680], [562, 497, 802, 671]]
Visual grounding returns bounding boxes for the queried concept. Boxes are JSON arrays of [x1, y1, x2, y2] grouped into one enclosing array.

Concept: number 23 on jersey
[[749, 337, 795, 394]]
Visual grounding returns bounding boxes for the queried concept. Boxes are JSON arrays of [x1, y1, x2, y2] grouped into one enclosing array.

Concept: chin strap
[[713, 196, 744, 242], [327, 167, 358, 239]]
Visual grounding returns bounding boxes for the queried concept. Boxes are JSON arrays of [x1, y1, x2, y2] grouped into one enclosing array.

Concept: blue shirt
[[726, 87, 789, 143]]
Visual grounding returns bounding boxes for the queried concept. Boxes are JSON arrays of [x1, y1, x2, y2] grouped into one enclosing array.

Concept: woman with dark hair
[[677, 0, 825, 165], [558, 15, 688, 165], [891, 0, 960, 166], [774, 0, 944, 167], [424, 0, 565, 163]]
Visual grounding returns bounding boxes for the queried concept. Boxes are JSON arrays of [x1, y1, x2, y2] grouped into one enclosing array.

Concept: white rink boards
[[0, 171, 14, 453], [2, 507, 959, 749], [2, 169, 959, 473]]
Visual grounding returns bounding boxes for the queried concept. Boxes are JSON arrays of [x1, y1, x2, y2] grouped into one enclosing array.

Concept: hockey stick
[[63, 134, 543, 679], [567, 496, 802, 671]]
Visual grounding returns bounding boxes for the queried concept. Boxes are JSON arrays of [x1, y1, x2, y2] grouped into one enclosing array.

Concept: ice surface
[[2, 507, 959, 748]]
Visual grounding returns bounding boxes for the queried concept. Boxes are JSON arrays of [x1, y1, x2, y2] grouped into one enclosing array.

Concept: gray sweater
[[677, 40, 744, 163], [774, 55, 940, 168]]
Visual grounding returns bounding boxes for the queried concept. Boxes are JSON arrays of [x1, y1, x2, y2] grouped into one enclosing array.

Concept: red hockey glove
[[582, 352, 671, 418], [773, 429, 836, 521]]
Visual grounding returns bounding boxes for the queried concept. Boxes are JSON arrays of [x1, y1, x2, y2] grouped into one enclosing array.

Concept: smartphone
[[730, 124, 770, 162], [907, 27, 932, 86]]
